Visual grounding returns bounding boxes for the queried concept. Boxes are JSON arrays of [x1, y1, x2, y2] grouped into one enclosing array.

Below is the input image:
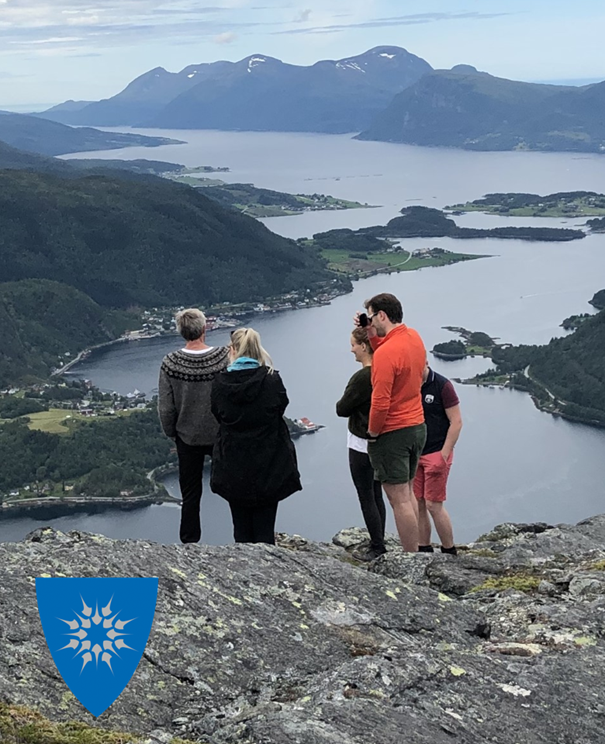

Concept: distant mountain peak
[[248, 56, 268, 71], [365, 45, 410, 55], [358, 66, 605, 153], [39, 46, 432, 132], [451, 64, 480, 74], [146, 67, 169, 77]]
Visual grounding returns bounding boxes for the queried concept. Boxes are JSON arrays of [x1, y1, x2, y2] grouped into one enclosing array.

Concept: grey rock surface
[[1, 516, 605, 743]]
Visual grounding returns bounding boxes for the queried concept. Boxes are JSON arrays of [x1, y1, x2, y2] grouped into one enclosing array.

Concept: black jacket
[[210, 367, 302, 505], [336, 366, 372, 440]]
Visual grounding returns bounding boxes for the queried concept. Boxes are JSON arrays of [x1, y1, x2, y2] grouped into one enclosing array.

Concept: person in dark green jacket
[[336, 326, 386, 560]]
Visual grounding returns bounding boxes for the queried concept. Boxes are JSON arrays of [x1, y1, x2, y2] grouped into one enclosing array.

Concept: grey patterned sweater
[[158, 347, 230, 447]]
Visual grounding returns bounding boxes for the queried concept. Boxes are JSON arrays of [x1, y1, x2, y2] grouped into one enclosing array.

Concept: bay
[[2, 131, 603, 546]]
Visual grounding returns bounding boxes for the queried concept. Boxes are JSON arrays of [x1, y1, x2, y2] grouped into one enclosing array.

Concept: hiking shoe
[[440, 545, 458, 556], [352, 546, 386, 562]]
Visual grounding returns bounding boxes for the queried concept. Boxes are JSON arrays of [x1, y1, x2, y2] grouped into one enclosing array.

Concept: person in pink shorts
[[414, 361, 463, 555]]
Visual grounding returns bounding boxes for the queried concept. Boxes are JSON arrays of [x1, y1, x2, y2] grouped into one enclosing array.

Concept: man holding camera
[[360, 293, 426, 552]]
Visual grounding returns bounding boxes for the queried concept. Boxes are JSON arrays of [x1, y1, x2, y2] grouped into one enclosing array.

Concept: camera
[[359, 313, 369, 327]]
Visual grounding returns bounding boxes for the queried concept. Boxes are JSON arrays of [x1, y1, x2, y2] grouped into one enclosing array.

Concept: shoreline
[[0, 492, 180, 520], [460, 374, 605, 429]]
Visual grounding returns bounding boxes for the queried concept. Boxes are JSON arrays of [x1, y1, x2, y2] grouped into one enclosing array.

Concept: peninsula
[[310, 238, 483, 277], [462, 292, 605, 427], [167, 175, 375, 218], [0, 377, 323, 514]]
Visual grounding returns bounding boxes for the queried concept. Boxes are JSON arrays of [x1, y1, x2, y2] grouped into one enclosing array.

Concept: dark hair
[[351, 326, 373, 353], [364, 293, 403, 324]]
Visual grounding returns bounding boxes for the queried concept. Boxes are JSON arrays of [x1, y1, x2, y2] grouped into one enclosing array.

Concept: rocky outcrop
[[1, 516, 605, 743]]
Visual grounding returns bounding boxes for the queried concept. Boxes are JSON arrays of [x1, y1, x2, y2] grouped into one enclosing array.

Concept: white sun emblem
[[57, 596, 136, 673]]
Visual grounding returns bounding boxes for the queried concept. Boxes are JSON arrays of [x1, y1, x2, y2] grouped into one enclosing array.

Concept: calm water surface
[[2, 132, 603, 545]]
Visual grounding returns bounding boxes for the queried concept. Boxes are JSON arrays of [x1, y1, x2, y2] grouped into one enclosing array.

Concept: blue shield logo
[[36, 577, 158, 717]]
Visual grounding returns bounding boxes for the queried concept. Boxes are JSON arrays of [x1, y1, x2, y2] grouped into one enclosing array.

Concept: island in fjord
[[447, 191, 605, 219], [432, 328, 497, 360]]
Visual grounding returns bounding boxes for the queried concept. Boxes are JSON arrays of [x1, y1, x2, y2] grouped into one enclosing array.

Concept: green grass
[[463, 372, 511, 387], [321, 249, 480, 275], [24, 409, 135, 434], [450, 198, 605, 218], [465, 345, 493, 357], [25, 409, 84, 433]]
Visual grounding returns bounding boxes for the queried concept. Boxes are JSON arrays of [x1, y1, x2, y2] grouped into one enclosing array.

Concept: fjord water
[[2, 131, 605, 545]]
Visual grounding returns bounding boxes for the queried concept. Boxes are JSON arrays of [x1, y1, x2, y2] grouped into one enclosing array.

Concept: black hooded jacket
[[210, 366, 302, 504]]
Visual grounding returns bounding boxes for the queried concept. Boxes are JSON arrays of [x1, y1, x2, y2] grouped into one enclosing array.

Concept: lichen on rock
[[2, 515, 605, 742]]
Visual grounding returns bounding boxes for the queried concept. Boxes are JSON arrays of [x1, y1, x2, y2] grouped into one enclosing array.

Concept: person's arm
[[440, 381, 462, 460], [157, 368, 177, 439], [210, 378, 222, 421], [441, 405, 462, 460], [353, 311, 383, 351], [273, 372, 290, 416], [368, 354, 395, 437], [336, 371, 370, 418]]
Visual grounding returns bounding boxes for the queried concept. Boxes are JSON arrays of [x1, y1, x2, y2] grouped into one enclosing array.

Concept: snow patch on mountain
[[248, 57, 267, 72], [336, 61, 366, 73]]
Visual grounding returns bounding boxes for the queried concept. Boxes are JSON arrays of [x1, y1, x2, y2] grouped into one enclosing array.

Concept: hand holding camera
[[354, 311, 377, 337]]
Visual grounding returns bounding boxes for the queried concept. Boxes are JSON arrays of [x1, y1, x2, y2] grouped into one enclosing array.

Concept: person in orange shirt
[[362, 293, 427, 552]]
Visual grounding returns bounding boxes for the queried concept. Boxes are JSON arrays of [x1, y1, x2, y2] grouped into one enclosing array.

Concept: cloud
[[272, 11, 514, 35], [295, 9, 312, 23], [213, 31, 237, 44], [0, 1, 248, 51]]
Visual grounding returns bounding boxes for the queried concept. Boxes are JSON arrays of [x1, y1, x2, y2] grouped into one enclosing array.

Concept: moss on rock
[[0, 703, 142, 744], [470, 574, 541, 594]]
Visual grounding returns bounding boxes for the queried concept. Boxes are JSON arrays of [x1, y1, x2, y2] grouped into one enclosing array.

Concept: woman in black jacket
[[336, 326, 386, 561], [211, 328, 302, 544]]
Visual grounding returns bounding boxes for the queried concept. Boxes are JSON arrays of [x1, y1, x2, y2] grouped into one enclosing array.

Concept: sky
[[1, 0, 604, 108]]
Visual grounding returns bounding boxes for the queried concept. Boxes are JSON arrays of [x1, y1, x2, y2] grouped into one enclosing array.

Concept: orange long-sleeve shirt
[[369, 324, 426, 435]]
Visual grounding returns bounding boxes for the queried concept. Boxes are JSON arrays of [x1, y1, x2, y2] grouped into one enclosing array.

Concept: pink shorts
[[414, 451, 453, 503]]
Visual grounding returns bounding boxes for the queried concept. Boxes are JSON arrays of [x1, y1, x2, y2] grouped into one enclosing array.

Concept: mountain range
[[357, 67, 605, 153], [38, 49, 605, 153], [0, 111, 180, 156], [38, 47, 432, 133]]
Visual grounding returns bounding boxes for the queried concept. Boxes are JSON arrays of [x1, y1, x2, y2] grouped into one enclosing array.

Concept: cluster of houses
[[126, 284, 344, 338]]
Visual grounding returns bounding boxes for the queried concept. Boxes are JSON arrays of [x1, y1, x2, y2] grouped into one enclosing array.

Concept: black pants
[[176, 437, 213, 544], [349, 448, 386, 550], [229, 501, 278, 545]]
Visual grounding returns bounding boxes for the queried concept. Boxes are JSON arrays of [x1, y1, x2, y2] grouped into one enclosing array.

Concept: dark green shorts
[[368, 424, 427, 485]]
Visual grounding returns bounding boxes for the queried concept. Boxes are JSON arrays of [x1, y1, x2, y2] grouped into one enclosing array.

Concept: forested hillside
[[0, 280, 130, 387], [0, 169, 340, 385], [358, 69, 605, 153], [491, 306, 605, 424], [0, 170, 333, 308], [0, 111, 179, 155], [0, 408, 172, 496]]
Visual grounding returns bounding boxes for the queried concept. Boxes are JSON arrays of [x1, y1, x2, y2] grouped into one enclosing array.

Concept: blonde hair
[[175, 308, 206, 341], [230, 328, 274, 371]]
